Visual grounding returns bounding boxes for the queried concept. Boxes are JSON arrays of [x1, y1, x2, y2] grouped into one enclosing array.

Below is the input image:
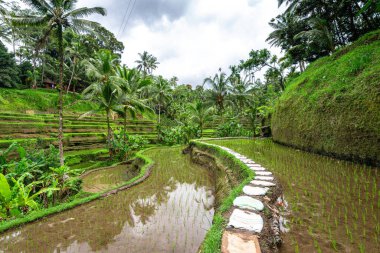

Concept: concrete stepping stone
[[243, 186, 269, 196], [227, 209, 264, 233], [248, 166, 266, 171], [233, 196, 264, 211], [221, 230, 261, 253], [248, 163, 262, 167], [255, 171, 272, 176], [251, 180, 276, 187], [255, 176, 274, 181]]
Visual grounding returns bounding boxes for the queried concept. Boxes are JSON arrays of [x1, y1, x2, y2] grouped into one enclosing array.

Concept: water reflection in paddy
[[0, 146, 215, 253]]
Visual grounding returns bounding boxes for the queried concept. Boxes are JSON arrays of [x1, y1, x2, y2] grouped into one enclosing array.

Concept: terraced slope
[[0, 111, 157, 169]]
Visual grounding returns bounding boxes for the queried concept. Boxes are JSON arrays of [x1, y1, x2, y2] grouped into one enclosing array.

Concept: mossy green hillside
[[0, 88, 97, 113], [272, 30, 380, 166]]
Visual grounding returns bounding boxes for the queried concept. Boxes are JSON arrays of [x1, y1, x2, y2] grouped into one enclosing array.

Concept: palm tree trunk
[[67, 59, 76, 94], [58, 26, 65, 166], [123, 107, 127, 144], [106, 109, 113, 158]]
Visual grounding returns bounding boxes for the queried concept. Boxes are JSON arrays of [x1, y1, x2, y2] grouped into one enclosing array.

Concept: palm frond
[[22, 0, 52, 13], [65, 7, 106, 19]]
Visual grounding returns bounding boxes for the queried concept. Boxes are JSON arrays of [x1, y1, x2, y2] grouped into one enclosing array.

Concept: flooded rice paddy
[[207, 139, 380, 253], [81, 164, 138, 193], [0, 147, 215, 253]]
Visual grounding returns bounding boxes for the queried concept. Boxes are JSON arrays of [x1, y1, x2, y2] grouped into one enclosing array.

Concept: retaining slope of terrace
[[0, 112, 157, 168]]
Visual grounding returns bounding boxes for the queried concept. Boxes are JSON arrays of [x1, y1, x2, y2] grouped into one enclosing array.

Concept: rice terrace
[[0, 1, 379, 253]]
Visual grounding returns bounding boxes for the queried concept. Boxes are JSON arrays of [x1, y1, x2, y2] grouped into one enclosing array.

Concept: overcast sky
[[17, 0, 284, 86]]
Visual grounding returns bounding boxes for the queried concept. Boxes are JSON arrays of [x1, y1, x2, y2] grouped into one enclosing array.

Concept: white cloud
[[14, 0, 284, 85]]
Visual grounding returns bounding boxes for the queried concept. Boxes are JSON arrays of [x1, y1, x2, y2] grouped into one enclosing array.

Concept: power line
[[121, 0, 137, 36], [117, 0, 132, 37]]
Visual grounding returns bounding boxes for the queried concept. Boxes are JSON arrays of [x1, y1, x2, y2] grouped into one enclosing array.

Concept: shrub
[[216, 120, 252, 138]]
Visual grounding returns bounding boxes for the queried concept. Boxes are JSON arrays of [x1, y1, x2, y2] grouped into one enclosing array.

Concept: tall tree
[[136, 51, 160, 76], [117, 66, 152, 142], [0, 41, 19, 87], [12, 0, 106, 166], [203, 70, 230, 114], [187, 101, 214, 137], [82, 50, 121, 156]]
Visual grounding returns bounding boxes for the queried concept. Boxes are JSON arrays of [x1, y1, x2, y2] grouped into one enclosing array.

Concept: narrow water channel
[[207, 139, 380, 253], [0, 147, 215, 253]]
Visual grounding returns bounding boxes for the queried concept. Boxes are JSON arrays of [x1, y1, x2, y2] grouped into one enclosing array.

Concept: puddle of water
[[81, 164, 138, 193], [0, 147, 215, 253], [207, 139, 380, 253]]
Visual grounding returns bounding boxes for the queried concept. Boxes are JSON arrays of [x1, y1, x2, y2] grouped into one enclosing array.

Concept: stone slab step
[[255, 176, 274, 181], [221, 230, 261, 253], [251, 180, 276, 187], [255, 171, 272, 176], [233, 196, 264, 211], [243, 186, 269, 196], [227, 209, 264, 233], [248, 166, 266, 171]]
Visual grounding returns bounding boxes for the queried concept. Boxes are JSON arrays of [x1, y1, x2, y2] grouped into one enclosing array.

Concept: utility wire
[[121, 0, 137, 36], [117, 0, 132, 37]]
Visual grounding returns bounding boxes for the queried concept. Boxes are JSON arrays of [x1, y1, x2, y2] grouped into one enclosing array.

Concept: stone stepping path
[[251, 180, 276, 187], [227, 209, 264, 232], [208, 144, 278, 253], [233, 196, 264, 211], [243, 185, 270, 196], [222, 231, 261, 253], [255, 176, 274, 181], [255, 171, 272, 176]]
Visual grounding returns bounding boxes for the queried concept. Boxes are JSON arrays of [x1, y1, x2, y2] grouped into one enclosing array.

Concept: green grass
[[272, 30, 380, 166], [190, 140, 254, 253], [0, 88, 97, 113]]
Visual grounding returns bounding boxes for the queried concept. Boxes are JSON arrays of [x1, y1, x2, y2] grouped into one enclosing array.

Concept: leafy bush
[[112, 129, 149, 161], [0, 142, 82, 219], [216, 120, 252, 138], [160, 125, 199, 145]]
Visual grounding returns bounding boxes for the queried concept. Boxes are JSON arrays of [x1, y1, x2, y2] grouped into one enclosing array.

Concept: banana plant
[[0, 173, 12, 217], [12, 178, 59, 214]]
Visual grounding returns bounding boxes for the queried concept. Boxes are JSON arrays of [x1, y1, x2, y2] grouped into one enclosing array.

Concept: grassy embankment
[[272, 30, 380, 166], [189, 140, 254, 253]]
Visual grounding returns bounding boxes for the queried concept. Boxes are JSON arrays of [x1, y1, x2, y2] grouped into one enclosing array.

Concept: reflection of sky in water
[[0, 147, 215, 253]]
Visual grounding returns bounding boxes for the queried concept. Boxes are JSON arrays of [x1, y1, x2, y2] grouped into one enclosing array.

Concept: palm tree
[[150, 76, 172, 126], [203, 70, 230, 114], [136, 51, 160, 76], [117, 66, 153, 143], [65, 32, 85, 93], [229, 75, 253, 113], [82, 50, 122, 156], [295, 17, 335, 53], [12, 0, 106, 166], [187, 101, 214, 138]]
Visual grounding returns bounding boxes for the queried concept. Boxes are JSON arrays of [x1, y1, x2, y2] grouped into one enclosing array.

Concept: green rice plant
[[358, 243, 365, 253]]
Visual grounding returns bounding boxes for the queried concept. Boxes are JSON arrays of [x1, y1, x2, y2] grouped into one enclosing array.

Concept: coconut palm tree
[[136, 51, 160, 76], [229, 75, 254, 113], [150, 76, 172, 126], [81, 50, 122, 156], [12, 0, 106, 166], [117, 66, 153, 143], [187, 101, 214, 138], [203, 70, 230, 114], [295, 17, 335, 53]]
